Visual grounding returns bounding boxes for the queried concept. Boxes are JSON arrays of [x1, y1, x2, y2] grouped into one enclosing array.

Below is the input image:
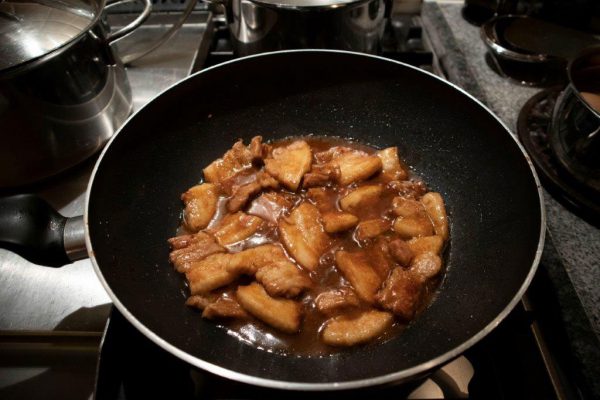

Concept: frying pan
[[0, 50, 544, 390]]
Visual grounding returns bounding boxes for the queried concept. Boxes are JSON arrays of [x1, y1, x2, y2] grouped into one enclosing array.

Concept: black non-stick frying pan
[[0, 50, 544, 390]]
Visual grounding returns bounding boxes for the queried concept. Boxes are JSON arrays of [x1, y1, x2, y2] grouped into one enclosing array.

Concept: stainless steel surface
[[105, 0, 152, 43], [250, 0, 364, 10], [64, 216, 88, 262], [0, 11, 208, 333], [217, 0, 385, 55]]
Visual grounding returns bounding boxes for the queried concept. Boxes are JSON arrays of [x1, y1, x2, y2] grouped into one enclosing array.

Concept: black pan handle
[[0, 194, 88, 267]]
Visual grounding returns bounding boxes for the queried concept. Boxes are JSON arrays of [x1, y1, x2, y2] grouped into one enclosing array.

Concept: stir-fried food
[[168, 136, 449, 354]]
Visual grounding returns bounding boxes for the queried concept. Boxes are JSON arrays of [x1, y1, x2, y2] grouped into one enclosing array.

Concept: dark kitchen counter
[[422, 1, 600, 396]]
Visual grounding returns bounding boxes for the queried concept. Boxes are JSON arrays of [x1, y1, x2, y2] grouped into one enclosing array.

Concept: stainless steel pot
[[208, 0, 386, 55], [0, 0, 151, 188]]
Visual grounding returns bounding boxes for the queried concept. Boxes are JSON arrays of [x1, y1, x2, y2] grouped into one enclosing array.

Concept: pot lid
[[249, 0, 365, 10], [0, 0, 100, 73]]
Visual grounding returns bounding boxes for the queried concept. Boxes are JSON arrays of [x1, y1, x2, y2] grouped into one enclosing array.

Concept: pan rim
[[84, 49, 546, 390]]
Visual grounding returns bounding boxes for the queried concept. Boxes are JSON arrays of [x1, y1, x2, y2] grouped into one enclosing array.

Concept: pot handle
[[0, 195, 88, 267], [105, 0, 153, 44]]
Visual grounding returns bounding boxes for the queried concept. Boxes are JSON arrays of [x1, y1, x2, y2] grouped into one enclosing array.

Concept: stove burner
[[517, 88, 600, 224]]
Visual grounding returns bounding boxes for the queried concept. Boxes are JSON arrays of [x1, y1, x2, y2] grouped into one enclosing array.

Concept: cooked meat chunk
[[376, 268, 424, 320], [388, 238, 414, 266], [210, 212, 264, 245], [321, 310, 393, 347], [315, 288, 360, 316], [182, 183, 219, 232], [247, 192, 295, 224], [202, 295, 249, 320], [306, 187, 337, 213], [365, 237, 394, 279], [392, 215, 434, 240], [335, 251, 383, 303], [203, 138, 264, 185], [249, 135, 271, 161], [407, 235, 444, 256], [392, 197, 425, 218], [278, 202, 330, 271], [377, 147, 408, 181], [303, 163, 340, 188], [322, 212, 359, 233], [236, 283, 302, 333], [168, 232, 226, 273], [355, 219, 391, 241], [226, 244, 288, 276], [185, 293, 219, 310], [314, 146, 354, 164], [421, 192, 449, 240], [388, 179, 428, 199], [339, 185, 383, 213], [332, 151, 383, 186], [186, 253, 238, 294], [226, 172, 279, 213], [410, 251, 442, 281], [264, 140, 312, 191], [255, 261, 313, 298]]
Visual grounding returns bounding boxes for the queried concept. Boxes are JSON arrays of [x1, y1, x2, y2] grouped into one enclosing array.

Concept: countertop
[[422, 0, 600, 396]]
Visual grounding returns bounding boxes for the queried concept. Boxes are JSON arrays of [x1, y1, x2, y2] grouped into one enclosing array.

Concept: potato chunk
[[182, 184, 219, 232], [322, 212, 359, 233], [264, 140, 312, 191], [410, 251, 442, 281], [407, 235, 444, 256], [339, 185, 383, 213], [278, 202, 329, 271], [355, 219, 391, 241], [186, 253, 238, 294], [315, 288, 360, 316], [377, 147, 408, 181], [335, 250, 383, 303], [321, 310, 393, 347], [421, 192, 449, 240], [237, 283, 302, 333], [202, 295, 249, 320], [392, 215, 434, 239], [375, 268, 424, 320], [210, 212, 264, 245], [332, 152, 383, 185], [255, 261, 313, 298]]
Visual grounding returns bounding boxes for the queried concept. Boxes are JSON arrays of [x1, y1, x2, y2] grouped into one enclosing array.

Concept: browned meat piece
[[355, 219, 391, 241], [209, 212, 264, 245], [249, 136, 271, 161], [182, 183, 219, 232], [388, 238, 414, 267], [335, 250, 383, 303], [407, 235, 444, 256], [375, 267, 424, 320], [278, 202, 330, 271], [226, 171, 280, 213], [322, 212, 359, 233], [421, 192, 449, 240], [186, 253, 238, 294], [377, 147, 408, 181], [256, 261, 313, 298], [365, 237, 394, 279], [306, 187, 337, 213], [332, 152, 383, 186], [339, 185, 383, 213], [392, 197, 425, 218], [236, 283, 303, 333], [202, 295, 249, 320], [203, 138, 261, 185], [264, 140, 312, 191], [168, 232, 226, 273], [410, 251, 442, 281], [315, 288, 360, 316], [321, 310, 393, 347], [226, 244, 289, 276], [247, 192, 295, 224], [387, 180, 428, 199], [314, 146, 354, 164], [392, 215, 434, 240], [185, 293, 219, 310], [303, 164, 340, 188]]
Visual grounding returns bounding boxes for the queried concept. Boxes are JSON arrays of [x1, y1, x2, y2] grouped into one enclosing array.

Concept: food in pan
[[168, 136, 449, 354]]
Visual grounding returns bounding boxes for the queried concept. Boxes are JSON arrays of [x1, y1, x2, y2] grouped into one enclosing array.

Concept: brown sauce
[[172, 136, 447, 356]]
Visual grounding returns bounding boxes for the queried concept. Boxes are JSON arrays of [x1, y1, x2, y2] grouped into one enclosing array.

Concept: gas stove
[[0, 2, 598, 399]]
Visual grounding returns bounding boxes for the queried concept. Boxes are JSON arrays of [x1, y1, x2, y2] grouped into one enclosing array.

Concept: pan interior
[[88, 51, 542, 386]]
